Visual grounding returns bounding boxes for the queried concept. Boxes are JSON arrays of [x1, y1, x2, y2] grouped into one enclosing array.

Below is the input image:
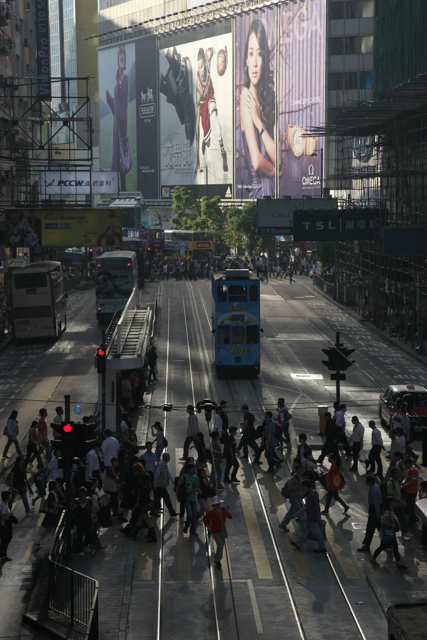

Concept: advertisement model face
[[159, 32, 233, 196], [235, 11, 277, 199]]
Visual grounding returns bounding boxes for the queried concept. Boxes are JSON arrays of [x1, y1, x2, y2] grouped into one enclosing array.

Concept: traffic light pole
[[335, 332, 340, 406], [63, 394, 72, 560], [101, 330, 106, 433]]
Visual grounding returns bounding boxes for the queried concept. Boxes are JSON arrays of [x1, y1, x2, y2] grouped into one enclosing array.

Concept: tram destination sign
[[293, 209, 379, 241], [257, 197, 338, 235]]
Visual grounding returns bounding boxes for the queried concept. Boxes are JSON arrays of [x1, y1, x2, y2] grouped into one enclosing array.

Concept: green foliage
[[315, 241, 335, 267], [224, 201, 273, 253]]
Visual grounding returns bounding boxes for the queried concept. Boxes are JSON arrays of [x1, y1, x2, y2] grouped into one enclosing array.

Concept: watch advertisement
[[279, 0, 325, 197]]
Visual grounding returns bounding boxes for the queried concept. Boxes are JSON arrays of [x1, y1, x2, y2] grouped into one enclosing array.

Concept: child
[[32, 463, 47, 508]]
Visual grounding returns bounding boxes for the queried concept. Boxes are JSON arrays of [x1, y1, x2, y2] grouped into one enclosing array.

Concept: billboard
[[235, 9, 277, 199], [40, 210, 122, 247], [257, 197, 338, 234], [383, 227, 427, 256], [293, 209, 377, 241], [6, 210, 42, 248], [159, 27, 233, 198], [140, 206, 175, 230], [41, 171, 119, 196], [279, 1, 325, 197], [136, 38, 159, 199], [35, 0, 50, 99], [99, 43, 137, 193]]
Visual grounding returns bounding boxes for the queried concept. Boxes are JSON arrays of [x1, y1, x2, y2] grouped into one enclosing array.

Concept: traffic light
[[97, 347, 106, 374], [322, 347, 339, 371], [62, 423, 75, 461], [322, 346, 355, 371]]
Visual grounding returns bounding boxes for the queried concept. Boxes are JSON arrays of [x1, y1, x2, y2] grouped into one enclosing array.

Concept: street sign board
[[257, 197, 338, 234]]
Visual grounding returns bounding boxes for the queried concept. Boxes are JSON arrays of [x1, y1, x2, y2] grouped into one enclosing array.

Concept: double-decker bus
[[212, 269, 261, 377], [164, 230, 213, 259], [11, 262, 67, 339], [96, 251, 138, 321]]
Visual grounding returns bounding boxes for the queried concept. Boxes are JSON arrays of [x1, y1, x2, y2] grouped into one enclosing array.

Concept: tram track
[[190, 277, 375, 640]]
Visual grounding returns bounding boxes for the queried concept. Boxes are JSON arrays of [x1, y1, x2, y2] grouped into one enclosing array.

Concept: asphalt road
[[1, 276, 427, 640]]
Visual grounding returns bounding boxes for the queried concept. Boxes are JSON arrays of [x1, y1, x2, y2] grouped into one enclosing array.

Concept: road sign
[[331, 373, 346, 381]]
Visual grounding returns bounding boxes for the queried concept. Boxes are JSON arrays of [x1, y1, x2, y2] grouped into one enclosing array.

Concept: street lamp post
[[311, 147, 323, 197]]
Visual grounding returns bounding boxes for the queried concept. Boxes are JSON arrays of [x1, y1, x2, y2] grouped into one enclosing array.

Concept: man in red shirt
[[203, 496, 232, 569], [401, 457, 419, 527]]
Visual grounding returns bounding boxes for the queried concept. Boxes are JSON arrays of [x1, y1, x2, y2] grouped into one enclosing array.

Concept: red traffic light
[[98, 349, 105, 357], [63, 424, 73, 433], [147, 247, 151, 251]]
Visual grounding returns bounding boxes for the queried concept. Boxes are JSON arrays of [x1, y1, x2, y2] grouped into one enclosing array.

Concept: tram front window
[[229, 285, 247, 302], [218, 326, 230, 344], [249, 285, 259, 302], [232, 326, 245, 344], [246, 325, 259, 344]]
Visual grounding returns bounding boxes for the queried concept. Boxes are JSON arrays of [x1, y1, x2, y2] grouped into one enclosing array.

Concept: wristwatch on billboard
[[287, 125, 318, 157]]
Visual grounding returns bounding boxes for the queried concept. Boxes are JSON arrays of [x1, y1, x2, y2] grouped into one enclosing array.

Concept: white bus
[[96, 250, 138, 321], [11, 261, 67, 339]]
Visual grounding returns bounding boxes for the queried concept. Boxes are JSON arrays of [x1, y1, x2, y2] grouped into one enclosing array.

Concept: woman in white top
[[151, 422, 164, 461], [2, 410, 22, 458]]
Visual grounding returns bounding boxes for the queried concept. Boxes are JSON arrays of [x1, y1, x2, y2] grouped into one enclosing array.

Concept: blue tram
[[212, 269, 260, 377]]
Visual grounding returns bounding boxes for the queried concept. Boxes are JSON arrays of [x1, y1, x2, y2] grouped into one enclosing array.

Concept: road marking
[[235, 468, 273, 580], [247, 579, 264, 634], [175, 448, 192, 580], [20, 513, 45, 563], [262, 470, 313, 580], [323, 516, 360, 580]]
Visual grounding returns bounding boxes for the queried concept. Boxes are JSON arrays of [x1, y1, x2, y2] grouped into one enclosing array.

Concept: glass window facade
[[49, 0, 76, 111]]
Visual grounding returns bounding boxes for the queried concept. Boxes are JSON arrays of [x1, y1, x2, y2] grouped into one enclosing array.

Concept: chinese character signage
[[40, 171, 119, 196], [136, 38, 159, 199], [293, 209, 379, 241]]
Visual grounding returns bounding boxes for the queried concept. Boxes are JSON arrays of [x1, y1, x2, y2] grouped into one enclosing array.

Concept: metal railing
[[48, 513, 99, 639], [116, 286, 137, 355], [314, 274, 335, 298]]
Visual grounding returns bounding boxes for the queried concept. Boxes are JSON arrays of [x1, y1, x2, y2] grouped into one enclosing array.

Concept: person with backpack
[[264, 412, 281, 474], [177, 463, 199, 535], [277, 399, 292, 450], [370, 497, 407, 569], [321, 454, 350, 515], [279, 465, 306, 532]]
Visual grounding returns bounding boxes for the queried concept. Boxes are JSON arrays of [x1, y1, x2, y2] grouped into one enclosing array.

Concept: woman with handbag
[[106, 44, 131, 191], [34, 480, 64, 549], [0, 490, 17, 562], [321, 454, 350, 515], [72, 487, 96, 556], [370, 497, 407, 569], [203, 497, 232, 569], [104, 457, 120, 517]]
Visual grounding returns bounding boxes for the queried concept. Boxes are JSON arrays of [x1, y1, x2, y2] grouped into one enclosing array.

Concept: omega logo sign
[[302, 163, 320, 187]]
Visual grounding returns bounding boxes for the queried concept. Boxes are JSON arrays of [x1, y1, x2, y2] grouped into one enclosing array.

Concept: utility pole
[[335, 331, 341, 406]]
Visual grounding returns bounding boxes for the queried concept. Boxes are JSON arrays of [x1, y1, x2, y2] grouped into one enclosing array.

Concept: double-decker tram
[[96, 250, 138, 321], [212, 269, 260, 377], [10, 261, 67, 339]]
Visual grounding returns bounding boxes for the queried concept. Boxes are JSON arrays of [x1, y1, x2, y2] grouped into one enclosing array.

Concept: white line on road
[[247, 579, 264, 635]]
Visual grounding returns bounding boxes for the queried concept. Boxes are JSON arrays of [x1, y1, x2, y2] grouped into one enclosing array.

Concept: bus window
[[14, 273, 47, 289], [231, 326, 245, 344], [246, 325, 259, 344], [228, 285, 247, 302], [217, 285, 227, 302], [249, 285, 259, 302], [218, 326, 230, 344]]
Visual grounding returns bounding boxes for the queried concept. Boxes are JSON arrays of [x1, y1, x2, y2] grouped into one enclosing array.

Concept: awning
[[109, 196, 143, 208]]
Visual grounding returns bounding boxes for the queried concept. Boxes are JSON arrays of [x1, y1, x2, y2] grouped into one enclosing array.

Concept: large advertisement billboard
[[235, 9, 277, 199], [159, 28, 233, 199], [40, 210, 122, 247], [279, 1, 325, 196], [99, 43, 137, 193], [98, 4, 325, 203]]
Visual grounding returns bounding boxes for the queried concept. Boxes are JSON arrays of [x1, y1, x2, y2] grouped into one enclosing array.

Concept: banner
[[159, 27, 233, 198], [35, 0, 50, 99], [136, 38, 159, 199], [99, 43, 137, 192], [279, 1, 325, 196], [235, 8, 277, 199], [41, 171, 119, 196], [140, 206, 175, 230], [41, 210, 122, 247]]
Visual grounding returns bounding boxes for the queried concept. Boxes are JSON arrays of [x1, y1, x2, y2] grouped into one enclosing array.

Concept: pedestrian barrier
[[48, 512, 99, 639], [314, 274, 335, 298]]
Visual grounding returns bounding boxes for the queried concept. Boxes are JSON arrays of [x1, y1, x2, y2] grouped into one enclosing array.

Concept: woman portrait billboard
[[235, 10, 279, 199], [99, 44, 137, 192]]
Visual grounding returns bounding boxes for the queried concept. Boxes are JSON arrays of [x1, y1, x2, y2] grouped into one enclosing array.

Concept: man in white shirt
[[181, 405, 199, 460], [47, 449, 62, 482], [102, 429, 119, 472], [399, 409, 411, 440], [334, 403, 351, 456], [152, 453, 178, 517], [367, 420, 385, 477], [87, 442, 103, 489], [349, 416, 364, 472]]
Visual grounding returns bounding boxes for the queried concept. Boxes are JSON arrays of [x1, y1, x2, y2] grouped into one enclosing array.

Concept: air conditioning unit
[[15, 23, 21, 32], [23, 38, 28, 47]]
